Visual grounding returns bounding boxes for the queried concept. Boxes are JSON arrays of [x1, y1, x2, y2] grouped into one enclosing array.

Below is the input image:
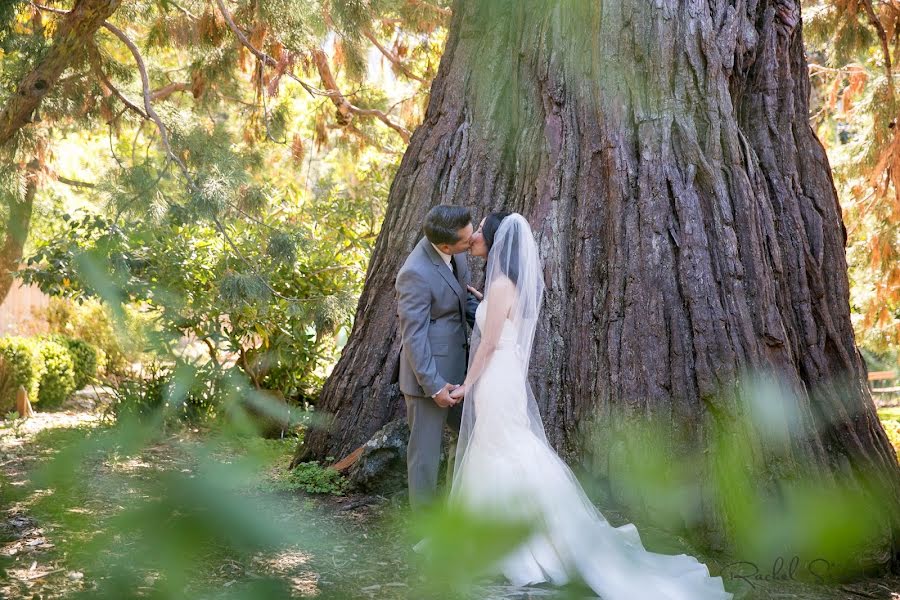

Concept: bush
[[35, 338, 77, 408], [41, 297, 145, 376], [280, 461, 348, 495], [108, 362, 170, 422], [54, 336, 101, 389], [0, 337, 38, 410], [109, 362, 237, 425]]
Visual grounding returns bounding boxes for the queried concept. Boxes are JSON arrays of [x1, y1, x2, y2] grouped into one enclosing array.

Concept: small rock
[[346, 419, 410, 494], [345, 418, 457, 496], [66, 571, 83, 581]]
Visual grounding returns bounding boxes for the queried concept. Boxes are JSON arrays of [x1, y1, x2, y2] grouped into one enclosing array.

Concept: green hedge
[[53, 335, 101, 389], [35, 338, 76, 408], [0, 335, 102, 411], [0, 337, 38, 412]]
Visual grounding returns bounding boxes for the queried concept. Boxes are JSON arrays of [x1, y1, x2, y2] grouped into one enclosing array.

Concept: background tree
[[296, 0, 900, 570], [804, 0, 900, 357], [0, 0, 449, 302], [1, 0, 450, 395]]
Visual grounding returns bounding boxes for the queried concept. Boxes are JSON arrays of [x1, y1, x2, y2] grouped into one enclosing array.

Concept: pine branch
[[214, 0, 319, 97], [90, 54, 149, 120], [216, 0, 411, 141], [101, 21, 191, 183], [167, 0, 197, 20], [362, 29, 426, 83], [151, 82, 191, 101], [311, 48, 411, 142], [330, 122, 400, 154], [861, 0, 895, 102], [56, 175, 96, 188], [409, 0, 452, 17]]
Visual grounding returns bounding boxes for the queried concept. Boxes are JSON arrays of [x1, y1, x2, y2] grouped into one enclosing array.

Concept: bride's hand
[[466, 285, 483, 301], [449, 384, 467, 402]]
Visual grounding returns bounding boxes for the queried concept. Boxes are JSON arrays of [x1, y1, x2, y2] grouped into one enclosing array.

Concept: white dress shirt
[[431, 243, 454, 273]]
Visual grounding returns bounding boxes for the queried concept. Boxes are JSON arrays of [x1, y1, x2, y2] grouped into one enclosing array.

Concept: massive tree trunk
[[297, 0, 900, 571]]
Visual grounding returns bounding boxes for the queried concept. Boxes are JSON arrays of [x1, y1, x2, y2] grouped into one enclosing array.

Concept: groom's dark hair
[[424, 205, 472, 245]]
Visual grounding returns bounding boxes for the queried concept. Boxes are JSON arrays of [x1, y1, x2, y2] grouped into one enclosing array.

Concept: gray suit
[[394, 237, 479, 510]]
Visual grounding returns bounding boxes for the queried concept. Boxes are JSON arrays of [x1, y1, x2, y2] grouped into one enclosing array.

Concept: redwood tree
[[297, 0, 900, 570]]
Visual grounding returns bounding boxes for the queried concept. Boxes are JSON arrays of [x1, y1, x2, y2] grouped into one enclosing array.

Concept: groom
[[394, 205, 480, 511]]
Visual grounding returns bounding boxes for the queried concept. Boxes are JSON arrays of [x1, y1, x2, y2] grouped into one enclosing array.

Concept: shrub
[[41, 297, 145, 376], [54, 336, 101, 389], [280, 461, 348, 495], [35, 338, 77, 408], [0, 337, 38, 410], [108, 362, 170, 422], [108, 362, 236, 425]]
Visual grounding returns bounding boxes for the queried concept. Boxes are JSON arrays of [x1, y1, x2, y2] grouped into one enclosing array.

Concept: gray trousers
[[405, 393, 462, 511]]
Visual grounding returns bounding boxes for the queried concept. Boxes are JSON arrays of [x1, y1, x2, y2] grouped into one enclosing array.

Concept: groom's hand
[[432, 383, 457, 408]]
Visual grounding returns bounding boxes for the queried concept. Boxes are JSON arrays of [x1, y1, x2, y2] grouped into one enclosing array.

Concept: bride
[[445, 211, 733, 600]]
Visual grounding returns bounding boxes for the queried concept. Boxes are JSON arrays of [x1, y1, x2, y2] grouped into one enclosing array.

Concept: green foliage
[[16, 417, 326, 600], [277, 460, 349, 495], [22, 198, 371, 402], [53, 335, 101, 389], [805, 1, 900, 351], [34, 337, 77, 408], [2, 409, 26, 438], [3, 0, 442, 408], [879, 407, 900, 460], [0, 336, 38, 410], [41, 297, 143, 376], [581, 375, 898, 581], [108, 361, 239, 425]]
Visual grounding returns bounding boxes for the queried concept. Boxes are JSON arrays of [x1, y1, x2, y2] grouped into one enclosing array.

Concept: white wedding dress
[[447, 214, 733, 600]]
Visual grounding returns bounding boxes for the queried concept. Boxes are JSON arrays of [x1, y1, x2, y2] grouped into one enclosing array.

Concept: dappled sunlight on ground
[[0, 405, 898, 599], [0, 410, 101, 450]]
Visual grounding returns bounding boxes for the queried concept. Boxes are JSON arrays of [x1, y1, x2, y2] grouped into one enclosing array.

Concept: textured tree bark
[[296, 0, 900, 570], [0, 161, 37, 305], [0, 0, 122, 148]]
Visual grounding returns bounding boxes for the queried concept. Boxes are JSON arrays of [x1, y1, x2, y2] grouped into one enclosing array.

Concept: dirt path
[[0, 409, 413, 599], [0, 409, 898, 599]]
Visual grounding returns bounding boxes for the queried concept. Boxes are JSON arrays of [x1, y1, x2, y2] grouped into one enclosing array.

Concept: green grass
[[877, 407, 900, 460], [877, 406, 900, 421]]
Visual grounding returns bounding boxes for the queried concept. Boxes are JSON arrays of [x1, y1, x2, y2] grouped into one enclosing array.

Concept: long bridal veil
[[450, 213, 549, 495]]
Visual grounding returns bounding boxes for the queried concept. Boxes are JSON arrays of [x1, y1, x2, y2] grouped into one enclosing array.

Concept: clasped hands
[[433, 382, 468, 407]]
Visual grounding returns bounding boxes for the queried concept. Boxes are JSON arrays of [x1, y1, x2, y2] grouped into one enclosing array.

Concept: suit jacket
[[392, 237, 480, 397]]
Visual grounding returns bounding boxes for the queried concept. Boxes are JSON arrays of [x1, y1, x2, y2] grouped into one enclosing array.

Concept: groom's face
[[439, 222, 474, 255]]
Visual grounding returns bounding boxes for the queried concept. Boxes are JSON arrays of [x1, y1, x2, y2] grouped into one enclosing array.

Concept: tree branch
[[216, 0, 411, 141], [56, 175, 96, 188], [90, 54, 149, 120], [0, 0, 123, 147], [362, 29, 426, 83], [151, 81, 191, 101], [409, 0, 452, 17], [329, 122, 400, 154], [861, 0, 895, 102], [101, 21, 191, 182], [214, 0, 320, 97], [311, 48, 411, 142]]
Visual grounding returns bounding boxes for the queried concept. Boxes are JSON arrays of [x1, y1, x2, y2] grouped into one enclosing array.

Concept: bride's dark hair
[[483, 211, 520, 284]]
